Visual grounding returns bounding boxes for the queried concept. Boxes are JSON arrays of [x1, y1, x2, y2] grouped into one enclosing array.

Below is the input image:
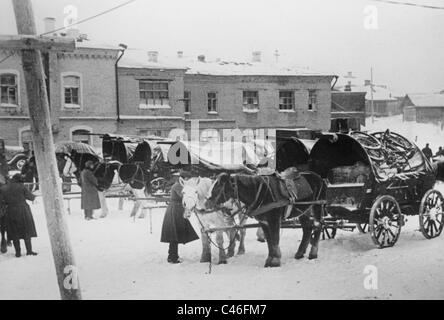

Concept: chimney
[[148, 51, 159, 63], [197, 55, 206, 62], [66, 28, 80, 39], [43, 17, 56, 35], [177, 51, 184, 59], [364, 79, 371, 86], [252, 51, 261, 62], [346, 71, 353, 78], [344, 81, 352, 92]]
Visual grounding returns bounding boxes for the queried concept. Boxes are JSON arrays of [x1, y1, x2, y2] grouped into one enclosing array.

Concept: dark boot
[[0, 238, 6, 254], [25, 239, 37, 256], [167, 242, 180, 263], [13, 240, 21, 258]]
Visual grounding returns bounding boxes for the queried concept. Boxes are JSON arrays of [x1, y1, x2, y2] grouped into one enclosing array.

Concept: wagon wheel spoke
[[419, 190, 444, 239]]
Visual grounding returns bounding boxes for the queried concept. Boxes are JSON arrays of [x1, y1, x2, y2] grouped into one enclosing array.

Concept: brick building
[[0, 31, 121, 148], [1, 24, 335, 149]]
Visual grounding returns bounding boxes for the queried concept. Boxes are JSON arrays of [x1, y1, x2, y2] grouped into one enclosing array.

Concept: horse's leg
[[308, 206, 323, 260], [267, 213, 282, 268], [256, 227, 266, 242], [259, 220, 273, 267], [227, 229, 236, 258], [295, 215, 312, 260], [237, 215, 247, 255], [0, 220, 6, 254], [216, 231, 228, 264], [129, 200, 141, 219], [200, 228, 212, 263]]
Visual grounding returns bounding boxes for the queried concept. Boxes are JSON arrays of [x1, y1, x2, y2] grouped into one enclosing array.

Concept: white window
[[72, 129, 91, 144], [308, 90, 317, 111], [139, 80, 170, 109], [62, 73, 82, 109], [207, 92, 217, 113], [243, 91, 259, 111], [0, 71, 19, 107], [279, 91, 294, 111]]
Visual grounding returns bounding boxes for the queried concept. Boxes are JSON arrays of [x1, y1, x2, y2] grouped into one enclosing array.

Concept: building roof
[[407, 93, 444, 108], [334, 72, 399, 101], [119, 49, 335, 76]]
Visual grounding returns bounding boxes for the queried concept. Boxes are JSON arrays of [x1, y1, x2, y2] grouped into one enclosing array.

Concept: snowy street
[[1, 183, 444, 300]]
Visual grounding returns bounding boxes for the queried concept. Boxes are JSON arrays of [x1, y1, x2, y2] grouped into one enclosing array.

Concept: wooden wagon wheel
[[321, 226, 337, 240], [419, 189, 444, 239], [356, 223, 369, 234], [369, 195, 402, 248]]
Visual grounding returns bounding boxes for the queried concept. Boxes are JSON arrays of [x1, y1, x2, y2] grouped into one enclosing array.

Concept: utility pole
[[370, 67, 375, 124], [3, 0, 81, 299]]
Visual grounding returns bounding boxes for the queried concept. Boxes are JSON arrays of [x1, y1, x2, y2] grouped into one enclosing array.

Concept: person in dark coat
[[422, 143, 433, 161], [0, 173, 37, 257], [80, 160, 101, 220], [160, 170, 199, 263]]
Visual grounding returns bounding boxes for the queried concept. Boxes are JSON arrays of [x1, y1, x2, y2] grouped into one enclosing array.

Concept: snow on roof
[[407, 93, 444, 107], [119, 49, 334, 76], [75, 40, 121, 51], [335, 74, 399, 101]]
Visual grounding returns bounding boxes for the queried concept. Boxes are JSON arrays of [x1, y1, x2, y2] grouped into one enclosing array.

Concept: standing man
[[422, 143, 433, 161], [0, 174, 37, 257], [80, 160, 101, 220], [160, 170, 199, 263]]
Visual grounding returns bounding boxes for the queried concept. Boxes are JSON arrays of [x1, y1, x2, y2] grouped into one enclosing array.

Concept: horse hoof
[[218, 260, 227, 265], [237, 249, 245, 255], [294, 253, 304, 260], [257, 238, 266, 243], [308, 254, 318, 260], [0, 247, 6, 254], [265, 258, 281, 268], [227, 251, 235, 258]]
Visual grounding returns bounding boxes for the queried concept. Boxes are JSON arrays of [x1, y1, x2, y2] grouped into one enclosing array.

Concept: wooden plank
[[0, 35, 75, 52], [12, 0, 81, 300]]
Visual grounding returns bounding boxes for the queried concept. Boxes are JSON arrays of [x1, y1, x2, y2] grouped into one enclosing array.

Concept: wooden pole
[[11, 0, 81, 300]]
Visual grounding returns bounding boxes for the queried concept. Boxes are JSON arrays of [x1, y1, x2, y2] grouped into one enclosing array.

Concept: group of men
[[422, 143, 444, 161]]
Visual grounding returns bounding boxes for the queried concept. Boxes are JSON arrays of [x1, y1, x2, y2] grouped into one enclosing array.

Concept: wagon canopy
[[275, 137, 315, 172], [156, 139, 275, 174], [101, 134, 164, 166], [55, 141, 99, 157], [309, 131, 433, 182]]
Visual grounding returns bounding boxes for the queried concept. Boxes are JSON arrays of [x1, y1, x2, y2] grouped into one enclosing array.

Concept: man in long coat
[[0, 173, 37, 257], [160, 170, 199, 263], [80, 160, 101, 220]]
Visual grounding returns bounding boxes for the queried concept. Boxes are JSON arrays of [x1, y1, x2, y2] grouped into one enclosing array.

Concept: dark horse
[[207, 172, 326, 268]]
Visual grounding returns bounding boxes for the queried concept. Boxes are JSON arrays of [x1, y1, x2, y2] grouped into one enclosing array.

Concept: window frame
[[308, 89, 317, 111], [242, 90, 259, 112], [183, 91, 191, 114], [207, 91, 218, 114], [61, 72, 83, 110], [139, 80, 171, 109], [0, 70, 20, 108], [279, 90, 295, 112]]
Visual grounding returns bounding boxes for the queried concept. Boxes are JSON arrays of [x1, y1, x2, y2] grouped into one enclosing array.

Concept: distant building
[[401, 92, 444, 126], [331, 90, 367, 132], [334, 72, 402, 118]]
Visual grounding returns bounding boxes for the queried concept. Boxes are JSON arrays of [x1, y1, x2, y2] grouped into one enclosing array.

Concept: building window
[[208, 92, 217, 113], [201, 129, 220, 142], [139, 80, 169, 108], [279, 91, 294, 111], [72, 129, 91, 144], [0, 73, 18, 107], [184, 91, 191, 113], [243, 91, 259, 111], [308, 90, 317, 110], [62, 73, 81, 108], [20, 130, 33, 151]]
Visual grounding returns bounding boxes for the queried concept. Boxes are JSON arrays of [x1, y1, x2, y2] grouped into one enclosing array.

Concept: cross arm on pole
[[0, 35, 76, 52]]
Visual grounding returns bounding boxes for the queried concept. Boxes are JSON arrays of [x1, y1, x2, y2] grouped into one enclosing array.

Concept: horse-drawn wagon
[[309, 130, 444, 248]]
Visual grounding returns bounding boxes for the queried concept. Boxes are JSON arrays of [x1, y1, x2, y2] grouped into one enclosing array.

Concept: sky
[[1, 0, 444, 94]]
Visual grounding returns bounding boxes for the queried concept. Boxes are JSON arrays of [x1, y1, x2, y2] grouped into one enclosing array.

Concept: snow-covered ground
[[1, 184, 444, 300]]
